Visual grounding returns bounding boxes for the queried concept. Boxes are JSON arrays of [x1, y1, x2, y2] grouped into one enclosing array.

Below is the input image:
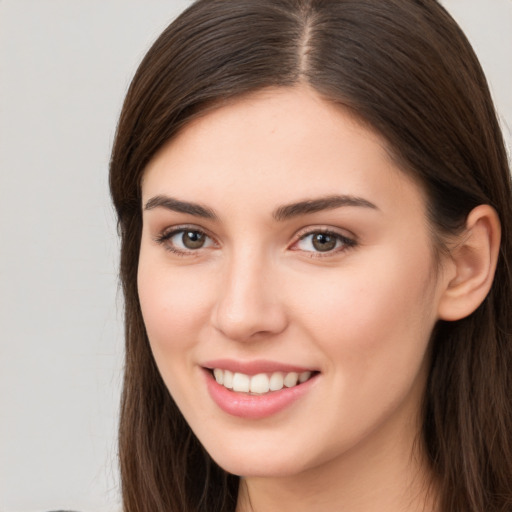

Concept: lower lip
[[204, 370, 318, 420]]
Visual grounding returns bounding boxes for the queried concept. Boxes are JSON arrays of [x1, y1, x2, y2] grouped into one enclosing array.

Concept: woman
[[109, 0, 512, 511]]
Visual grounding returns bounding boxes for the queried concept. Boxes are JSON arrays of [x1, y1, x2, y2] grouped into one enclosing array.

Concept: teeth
[[232, 372, 250, 392], [223, 370, 233, 389], [299, 371, 311, 383], [284, 372, 298, 387], [213, 369, 314, 394], [269, 372, 284, 391], [213, 368, 224, 385], [250, 373, 270, 394]]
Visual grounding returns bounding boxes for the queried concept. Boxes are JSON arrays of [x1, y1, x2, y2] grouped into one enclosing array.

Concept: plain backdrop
[[0, 1, 510, 511]]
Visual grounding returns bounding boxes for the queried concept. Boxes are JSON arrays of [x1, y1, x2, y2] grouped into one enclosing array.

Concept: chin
[[213, 454, 305, 478], [201, 437, 320, 478]]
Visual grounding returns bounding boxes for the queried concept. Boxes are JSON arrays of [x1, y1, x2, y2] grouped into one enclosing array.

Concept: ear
[[437, 204, 501, 321]]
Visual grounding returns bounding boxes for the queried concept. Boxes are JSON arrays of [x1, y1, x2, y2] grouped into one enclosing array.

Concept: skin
[[137, 86, 453, 512]]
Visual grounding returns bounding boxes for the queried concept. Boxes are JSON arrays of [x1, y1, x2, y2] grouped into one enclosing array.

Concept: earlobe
[[437, 204, 501, 321]]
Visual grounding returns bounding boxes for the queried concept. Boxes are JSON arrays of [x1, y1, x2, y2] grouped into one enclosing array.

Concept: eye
[[293, 230, 356, 254], [155, 227, 215, 254]]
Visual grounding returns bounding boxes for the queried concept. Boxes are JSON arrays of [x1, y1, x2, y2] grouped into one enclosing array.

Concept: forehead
[[141, 86, 425, 216]]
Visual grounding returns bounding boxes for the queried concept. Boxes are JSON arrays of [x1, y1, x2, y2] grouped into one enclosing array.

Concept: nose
[[211, 250, 288, 342]]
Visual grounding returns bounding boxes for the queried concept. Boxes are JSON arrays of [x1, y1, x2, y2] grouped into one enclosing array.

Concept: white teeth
[[223, 370, 233, 389], [250, 373, 270, 394], [269, 372, 284, 391], [284, 372, 298, 388], [213, 368, 224, 385], [213, 369, 313, 394], [299, 371, 311, 383], [232, 372, 250, 392]]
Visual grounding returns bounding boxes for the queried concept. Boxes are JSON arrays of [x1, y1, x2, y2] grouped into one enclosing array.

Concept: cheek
[[290, 251, 437, 443], [137, 259, 214, 358], [291, 248, 437, 367]]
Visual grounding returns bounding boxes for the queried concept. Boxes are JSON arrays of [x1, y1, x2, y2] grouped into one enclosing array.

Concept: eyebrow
[[272, 195, 378, 221], [144, 195, 217, 219], [144, 194, 378, 221]]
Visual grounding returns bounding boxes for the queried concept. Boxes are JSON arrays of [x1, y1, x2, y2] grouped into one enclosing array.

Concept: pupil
[[312, 233, 336, 252], [183, 231, 205, 249]]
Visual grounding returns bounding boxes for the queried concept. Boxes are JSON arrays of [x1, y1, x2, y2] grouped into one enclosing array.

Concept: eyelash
[[154, 226, 215, 257], [293, 229, 357, 258], [154, 226, 357, 258]]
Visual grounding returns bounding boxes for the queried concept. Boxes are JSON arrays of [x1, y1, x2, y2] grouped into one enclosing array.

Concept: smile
[[212, 369, 313, 394]]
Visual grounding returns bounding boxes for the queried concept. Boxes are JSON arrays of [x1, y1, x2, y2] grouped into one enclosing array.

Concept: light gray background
[[0, 1, 510, 511]]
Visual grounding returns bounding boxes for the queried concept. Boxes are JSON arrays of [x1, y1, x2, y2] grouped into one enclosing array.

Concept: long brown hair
[[109, 1, 512, 510]]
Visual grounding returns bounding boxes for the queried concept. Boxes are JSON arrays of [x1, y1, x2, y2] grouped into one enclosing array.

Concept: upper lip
[[201, 359, 317, 375]]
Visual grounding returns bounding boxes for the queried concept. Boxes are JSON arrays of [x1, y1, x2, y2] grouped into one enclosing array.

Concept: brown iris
[[312, 233, 337, 252], [182, 231, 206, 249]]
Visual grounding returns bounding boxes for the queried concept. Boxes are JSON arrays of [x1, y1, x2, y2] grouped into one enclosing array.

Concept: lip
[[202, 366, 319, 420], [202, 358, 316, 375]]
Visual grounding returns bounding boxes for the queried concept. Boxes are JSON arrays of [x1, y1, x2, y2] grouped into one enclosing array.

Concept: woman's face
[[138, 86, 448, 479]]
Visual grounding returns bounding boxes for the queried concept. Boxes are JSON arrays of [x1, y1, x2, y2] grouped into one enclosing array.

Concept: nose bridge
[[212, 244, 287, 341]]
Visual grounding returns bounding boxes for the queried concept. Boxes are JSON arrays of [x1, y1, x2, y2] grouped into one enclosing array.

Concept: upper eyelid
[[158, 224, 215, 240], [293, 225, 356, 242]]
